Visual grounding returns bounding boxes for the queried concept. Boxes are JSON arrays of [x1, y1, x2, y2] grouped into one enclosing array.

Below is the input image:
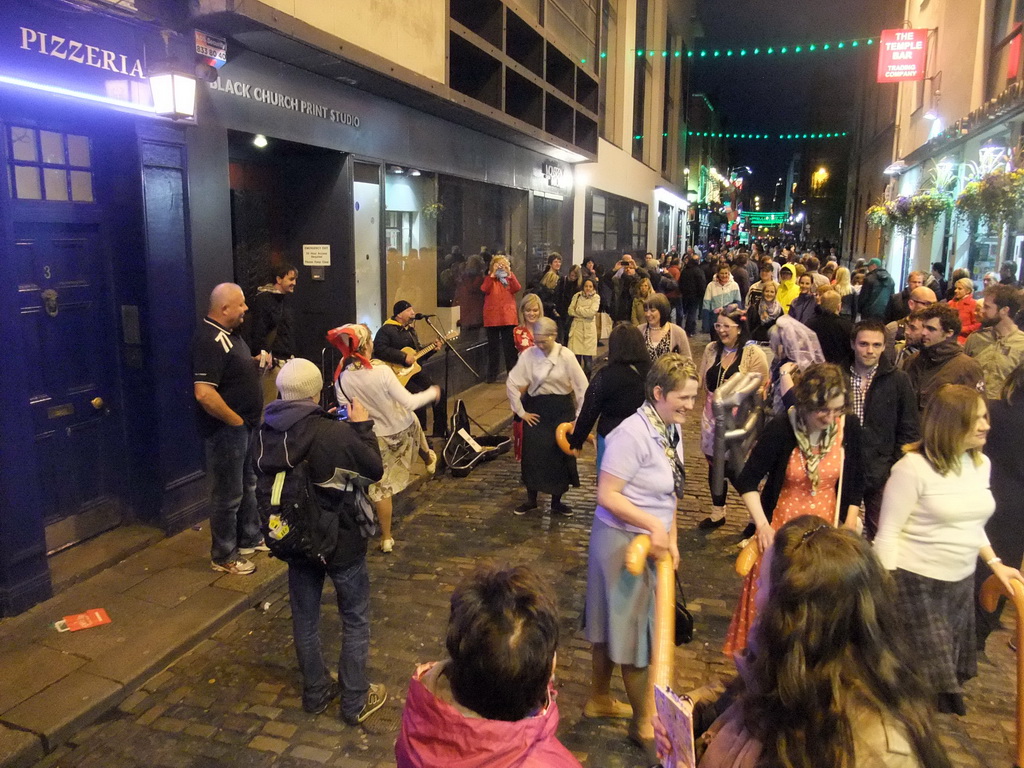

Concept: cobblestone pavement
[[34, 338, 1019, 768]]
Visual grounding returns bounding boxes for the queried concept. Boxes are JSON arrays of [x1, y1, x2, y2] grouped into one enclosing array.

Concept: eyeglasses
[[713, 323, 738, 331], [812, 407, 845, 417]]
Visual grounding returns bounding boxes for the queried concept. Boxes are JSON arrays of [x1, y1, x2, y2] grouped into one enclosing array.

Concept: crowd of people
[[189, 241, 1024, 766]]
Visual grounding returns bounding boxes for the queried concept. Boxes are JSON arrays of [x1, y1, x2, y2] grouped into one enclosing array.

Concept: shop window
[[530, 195, 565, 286], [631, 203, 648, 251], [435, 175, 528, 330], [988, 0, 1024, 99], [591, 192, 618, 251], [7, 127, 94, 202], [384, 171, 440, 327], [632, 0, 650, 162]]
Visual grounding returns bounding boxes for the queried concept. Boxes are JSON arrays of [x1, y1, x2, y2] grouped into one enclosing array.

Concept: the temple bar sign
[[877, 29, 928, 82]]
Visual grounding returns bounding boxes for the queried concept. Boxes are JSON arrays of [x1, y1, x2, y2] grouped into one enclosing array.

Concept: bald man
[[192, 283, 265, 576], [884, 285, 937, 364]]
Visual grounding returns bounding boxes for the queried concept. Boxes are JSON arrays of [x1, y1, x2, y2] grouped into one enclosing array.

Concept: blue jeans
[[681, 299, 701, 336], [288, 558, 370, 719], [204, 424, 261, 564]]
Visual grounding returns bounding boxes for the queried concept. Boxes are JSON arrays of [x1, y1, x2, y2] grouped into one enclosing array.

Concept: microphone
[[414, 313, 437, 320]]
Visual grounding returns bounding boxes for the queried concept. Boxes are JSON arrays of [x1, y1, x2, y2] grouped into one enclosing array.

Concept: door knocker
[[41, 288, 58, 317]]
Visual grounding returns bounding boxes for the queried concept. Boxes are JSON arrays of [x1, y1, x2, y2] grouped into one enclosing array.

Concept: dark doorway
[[227, 131, 349, 360]]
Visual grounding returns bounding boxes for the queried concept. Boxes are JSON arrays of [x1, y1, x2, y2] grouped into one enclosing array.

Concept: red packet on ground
[[655, 684, 696, 768], [55, 609, 111, 632]]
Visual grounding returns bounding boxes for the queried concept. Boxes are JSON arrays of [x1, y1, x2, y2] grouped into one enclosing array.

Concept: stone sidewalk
[[0, 378, 515, 768], [3, 342, 1021, 768]]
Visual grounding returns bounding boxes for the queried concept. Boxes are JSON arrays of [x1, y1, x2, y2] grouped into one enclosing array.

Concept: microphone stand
[[422, 315, 481, 439]]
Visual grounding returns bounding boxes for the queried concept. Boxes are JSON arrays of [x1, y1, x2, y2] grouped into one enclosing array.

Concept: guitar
[[374, 331, 459, 386]]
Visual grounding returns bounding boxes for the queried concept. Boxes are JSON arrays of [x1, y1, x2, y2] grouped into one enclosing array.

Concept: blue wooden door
[[15, 221, 123, 552]]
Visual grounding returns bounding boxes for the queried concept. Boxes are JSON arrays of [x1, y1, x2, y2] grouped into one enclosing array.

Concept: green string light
[[685, 131, 849, 140], [621, 36, 875, 60]]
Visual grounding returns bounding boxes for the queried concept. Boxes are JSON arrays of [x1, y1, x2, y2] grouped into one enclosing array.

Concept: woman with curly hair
[[723, 363, 863, 655], [658, 515, 952, 768]]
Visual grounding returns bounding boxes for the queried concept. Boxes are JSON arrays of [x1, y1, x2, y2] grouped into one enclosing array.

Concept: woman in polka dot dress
[[723, 363, 864, 656]]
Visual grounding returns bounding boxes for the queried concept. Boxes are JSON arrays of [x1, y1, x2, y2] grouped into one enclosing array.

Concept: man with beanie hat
[[251, 358, 389, 723], [373, 300, 447, 438]]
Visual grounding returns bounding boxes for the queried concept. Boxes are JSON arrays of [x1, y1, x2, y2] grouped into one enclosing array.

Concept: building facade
[[848, 0, 1024, 286], [0, 0, 695, 614]]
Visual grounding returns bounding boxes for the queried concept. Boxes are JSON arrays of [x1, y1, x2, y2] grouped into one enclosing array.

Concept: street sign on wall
[[877, 28, 928, 82]]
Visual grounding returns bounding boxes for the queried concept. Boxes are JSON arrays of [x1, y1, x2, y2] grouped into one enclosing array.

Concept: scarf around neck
[[787, 407, 839, 495], [640, 401, 686, 497]]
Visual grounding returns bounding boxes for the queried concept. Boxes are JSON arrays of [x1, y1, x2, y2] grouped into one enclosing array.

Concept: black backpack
[[254, 457, 339, 567]]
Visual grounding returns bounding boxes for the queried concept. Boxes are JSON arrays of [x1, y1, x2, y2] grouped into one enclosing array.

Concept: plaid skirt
[[894, 569, 976, 694]]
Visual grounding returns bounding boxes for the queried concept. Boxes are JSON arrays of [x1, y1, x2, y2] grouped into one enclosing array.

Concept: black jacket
[[373, 321, 430, 367], [860, 267, 895, 320], [679, 263, 708, 303], [252, 401, 384, 568], [884, 288, 911, 324], [568, 361, 648, 449], [806, 311, 854, 368], [852, 357, 919, 492], [736, 412, 864, 521], [245, 289, 294, 359]]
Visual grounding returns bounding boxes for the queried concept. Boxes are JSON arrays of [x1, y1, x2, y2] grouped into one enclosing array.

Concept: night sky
[[692, 0, 877, 206]]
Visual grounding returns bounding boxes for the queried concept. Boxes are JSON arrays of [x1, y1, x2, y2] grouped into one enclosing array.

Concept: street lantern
[[149, 60, 197, 120]]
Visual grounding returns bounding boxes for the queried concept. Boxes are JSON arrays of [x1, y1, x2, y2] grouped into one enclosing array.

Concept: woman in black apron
[[506, 317, 589, 516]]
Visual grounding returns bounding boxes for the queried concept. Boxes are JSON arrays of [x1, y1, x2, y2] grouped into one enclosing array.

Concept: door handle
[[41, 288, 59, 317]]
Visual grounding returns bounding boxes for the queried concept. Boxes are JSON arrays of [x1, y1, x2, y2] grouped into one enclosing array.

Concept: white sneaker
[[424, 450, 438, 476], [211, 558, 256, 575]]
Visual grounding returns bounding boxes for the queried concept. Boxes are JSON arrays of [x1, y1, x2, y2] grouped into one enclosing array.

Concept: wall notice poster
[[877, 29, 928, 82], [302, 244, 331, 266]]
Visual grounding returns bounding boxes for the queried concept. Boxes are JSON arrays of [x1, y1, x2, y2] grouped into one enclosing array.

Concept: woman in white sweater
[[331, 323, 439, 554], [874, 384, 1023, 715]]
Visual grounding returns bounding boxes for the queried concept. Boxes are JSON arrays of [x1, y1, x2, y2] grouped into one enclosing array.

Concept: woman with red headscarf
[[328, 324, 440, 554]]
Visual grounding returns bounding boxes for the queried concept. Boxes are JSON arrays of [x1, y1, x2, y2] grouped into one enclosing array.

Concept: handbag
[[674, 571, 694, 645]]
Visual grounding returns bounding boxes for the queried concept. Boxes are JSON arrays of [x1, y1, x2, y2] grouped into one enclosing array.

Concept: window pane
[[40, 131, 64, 165], [13, 165, 41, 199], [591, 212, 605, 233], [592, 233, 604, 250], [607, 233, 617, 250], [43, 168, 68, 201], [592, 194, 605, 214], [10, 127, 38, 162], [67, 134, 91, 167], [70, 170, 94, 202]]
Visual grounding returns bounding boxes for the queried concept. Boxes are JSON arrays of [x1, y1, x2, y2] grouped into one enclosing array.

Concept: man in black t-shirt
[[193, 283, 265, 575]]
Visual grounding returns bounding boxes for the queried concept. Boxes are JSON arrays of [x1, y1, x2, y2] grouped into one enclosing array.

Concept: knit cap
[[276, 358, 322, 401]]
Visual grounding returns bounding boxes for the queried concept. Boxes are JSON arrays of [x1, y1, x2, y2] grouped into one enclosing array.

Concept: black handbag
[[674, 572, 694, 645]]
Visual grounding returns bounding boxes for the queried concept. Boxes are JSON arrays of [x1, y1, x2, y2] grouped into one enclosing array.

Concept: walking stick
[[980, 575, 1024, 768], [624, 533, 675, 732]]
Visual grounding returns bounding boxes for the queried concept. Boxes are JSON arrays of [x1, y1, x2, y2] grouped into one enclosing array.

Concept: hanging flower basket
[[889, 196, 915, 234], [955, 169, 1024, 229], [866, 202, 892, 231], [908, 190, 954, 230]]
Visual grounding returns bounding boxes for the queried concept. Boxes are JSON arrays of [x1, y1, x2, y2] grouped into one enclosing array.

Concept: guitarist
[[374, 301, 447, 438]]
